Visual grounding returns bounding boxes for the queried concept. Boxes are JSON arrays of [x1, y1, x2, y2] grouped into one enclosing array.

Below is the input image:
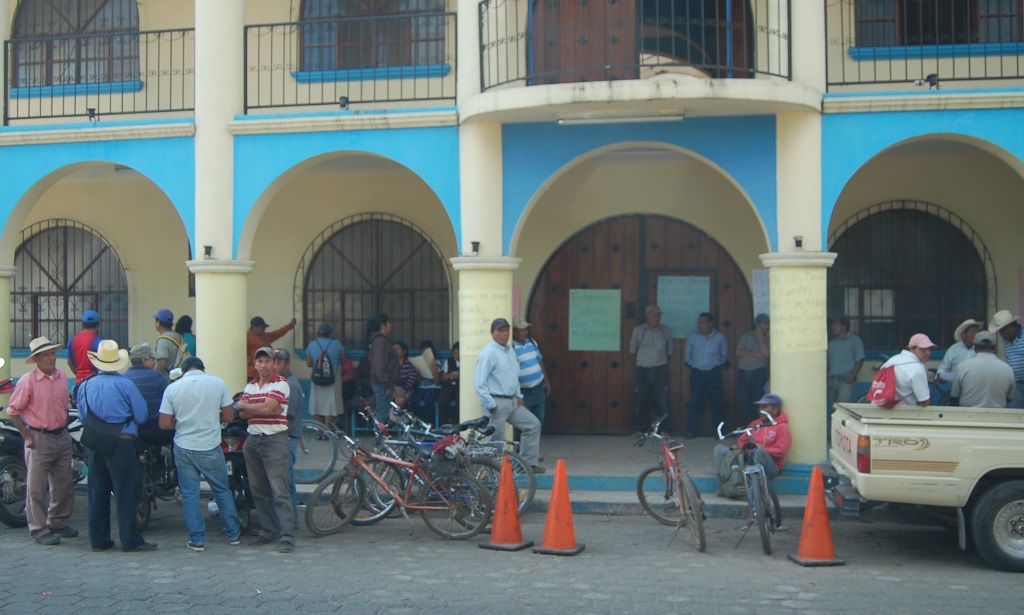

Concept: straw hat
[[87, 339, 130, 372], [953, 319, 981, 343], [989, 310, 1018, 333], [25, 337, 62, 364]]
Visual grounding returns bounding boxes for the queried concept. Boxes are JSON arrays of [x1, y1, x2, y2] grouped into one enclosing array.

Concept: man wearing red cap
[[879, 333, 938, 406]]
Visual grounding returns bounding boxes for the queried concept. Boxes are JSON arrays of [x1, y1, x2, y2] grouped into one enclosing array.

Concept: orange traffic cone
[[480, 456, 534, 551], [533, 459, 585, 556], [788, 465, 845, 567]]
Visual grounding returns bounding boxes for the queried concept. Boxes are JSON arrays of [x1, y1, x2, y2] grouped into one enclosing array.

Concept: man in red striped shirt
[[237, 346, 294, 553]]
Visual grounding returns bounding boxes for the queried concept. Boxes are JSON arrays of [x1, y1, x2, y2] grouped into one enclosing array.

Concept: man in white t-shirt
[[880, 333, 937, 406]]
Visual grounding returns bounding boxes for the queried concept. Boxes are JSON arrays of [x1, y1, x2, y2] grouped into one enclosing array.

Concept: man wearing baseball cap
[[990, 309, 1024, 409], [153, 309, 185, 375], [66, 309, 103, 393], [879, 333, 939, 406], [245, 315, 296, 380], [951, 331, 1015, 408]]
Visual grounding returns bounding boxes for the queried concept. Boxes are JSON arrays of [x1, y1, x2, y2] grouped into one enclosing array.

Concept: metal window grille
[[294, 213, 452, 352], [11, 219, 129, 349], [827, 200, 995, 350]]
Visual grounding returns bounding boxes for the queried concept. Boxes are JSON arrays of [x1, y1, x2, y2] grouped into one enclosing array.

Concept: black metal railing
[[479, 0, 790, 90], [245, 13, 457, 112], [3, 28, 195, 125], [826, 0, 1024, 88]]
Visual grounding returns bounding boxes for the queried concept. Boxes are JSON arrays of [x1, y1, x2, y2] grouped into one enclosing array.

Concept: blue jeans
[[522, 384, 547, 427], [1012, 382, 1024, 409], [688, 367, 724, 435], [372, 383, 391, 424], [243, 432, 294, 544], [289, 436, 299, 529], [174, 445, 241, 545], [87, 437, 147, 551]]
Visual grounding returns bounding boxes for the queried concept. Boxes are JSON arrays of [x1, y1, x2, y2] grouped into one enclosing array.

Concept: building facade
[[2, 0, 1023, 470]]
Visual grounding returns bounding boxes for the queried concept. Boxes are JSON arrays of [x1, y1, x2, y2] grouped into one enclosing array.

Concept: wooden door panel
[[529, 215, 752, 433], [533, 0, 638, 84]]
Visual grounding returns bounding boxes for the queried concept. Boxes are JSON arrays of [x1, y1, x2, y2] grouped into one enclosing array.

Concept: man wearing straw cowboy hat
[[6, 338, 76, 546], [77, 339, 156, 552], [990, 309, 1024, 409]]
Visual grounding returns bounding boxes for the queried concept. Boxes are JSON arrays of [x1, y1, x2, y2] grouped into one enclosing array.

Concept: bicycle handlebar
[[716, 410, 777, 441]]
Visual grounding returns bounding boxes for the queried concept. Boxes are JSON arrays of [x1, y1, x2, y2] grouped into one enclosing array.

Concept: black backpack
[[310, 340, 336, 386]]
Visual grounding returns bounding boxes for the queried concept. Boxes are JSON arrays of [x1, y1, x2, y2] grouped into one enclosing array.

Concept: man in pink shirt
[[7, 336, 76, 546]]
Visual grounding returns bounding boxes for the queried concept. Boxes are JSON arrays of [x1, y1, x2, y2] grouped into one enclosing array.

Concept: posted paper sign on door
[[657, 276, 710, 338], [569, 289, 621, 351]]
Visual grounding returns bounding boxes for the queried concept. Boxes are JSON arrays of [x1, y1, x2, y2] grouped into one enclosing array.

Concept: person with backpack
[[714, 393, 791, 498], [875, 333, 938, 407], [305, 323, 345, 434], [153, 309, 187, 375]]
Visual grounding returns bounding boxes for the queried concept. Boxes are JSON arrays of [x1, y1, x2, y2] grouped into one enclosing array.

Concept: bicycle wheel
[[678, 473, 706, 553], [465, 455, 502, 510], [418, 472, 492, 540], [351, 459, 404, 526], [295, 421, 339, 484], [636, 465, 682, 526], [501, 450, 537, 515], [305, 468, 364, 537], [749, 475, 772, 555]]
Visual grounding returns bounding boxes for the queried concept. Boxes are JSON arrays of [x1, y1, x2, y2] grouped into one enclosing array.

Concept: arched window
[[296, 214, 451, 351], [827, 201, 995, 350], [300, 0, 446, 71], [11, 219, 129, 349], [11, 0, 140, 88]]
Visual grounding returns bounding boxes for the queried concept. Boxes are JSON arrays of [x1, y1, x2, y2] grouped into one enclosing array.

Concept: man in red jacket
[[245, 316, 296, 380]]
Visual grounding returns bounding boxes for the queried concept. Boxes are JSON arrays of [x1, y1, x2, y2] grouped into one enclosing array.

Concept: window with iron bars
[[295, 213, 451, 353], [11, 0, 140, 88], [11, 219, 129, 350], [855, 0, 1022, 47], [827, 201, 994, 352]]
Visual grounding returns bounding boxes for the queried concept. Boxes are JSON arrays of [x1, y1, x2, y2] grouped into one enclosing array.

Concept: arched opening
[[295, 213, 452, 351], [11, 219, 129, 349], [528, 214, 753, 434], [827, 201, 995, 351]]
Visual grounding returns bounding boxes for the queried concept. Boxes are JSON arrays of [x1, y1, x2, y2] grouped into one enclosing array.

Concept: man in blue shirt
[[991, 309, 1024, 409], [684, 312, 729, 439], [474, 318, 545, 473], [77, 339, 155, 552], [159, 356, 241, 551], [125, 343, 171, 447]]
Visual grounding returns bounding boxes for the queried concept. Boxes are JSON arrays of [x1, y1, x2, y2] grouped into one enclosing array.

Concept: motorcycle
[[136, 439, 179, 531], [0, 408, 88, 528], [220, 418, 254, 535]]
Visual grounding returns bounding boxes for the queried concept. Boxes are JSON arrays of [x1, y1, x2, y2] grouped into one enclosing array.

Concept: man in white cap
[[77, 339, 155, 552], [878, 333, 938, 406], [951, 331, 1015, 408], [937, 319, 980, 384], [990, 309, 1024, 409], [6, 338, 75, 546]]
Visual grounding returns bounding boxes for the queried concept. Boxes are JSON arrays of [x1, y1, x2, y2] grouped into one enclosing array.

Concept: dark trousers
[[634, 365, 669, 431], [244, 431, 294, 544], [688, 367, 724, 435], [87, 437, 147, 550], [737, 367, 769, 423], [437, 384, 459, 424], [522, 384, 547, 427]]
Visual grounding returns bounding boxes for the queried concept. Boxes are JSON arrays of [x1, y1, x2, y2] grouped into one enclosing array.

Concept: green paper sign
[[569, 289, 621, 351]]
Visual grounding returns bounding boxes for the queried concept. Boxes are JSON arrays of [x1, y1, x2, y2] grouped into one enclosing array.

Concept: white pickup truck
[[827, 402, 1024, 572]]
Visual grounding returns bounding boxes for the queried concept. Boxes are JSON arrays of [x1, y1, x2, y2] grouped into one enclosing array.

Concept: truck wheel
[[970, 480, 1024, 572]]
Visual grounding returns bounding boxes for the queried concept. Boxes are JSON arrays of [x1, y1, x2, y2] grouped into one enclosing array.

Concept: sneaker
[[125, 541, 158, 552], [277, 541, 294, 553], [531, 465, 547, 474], [228, 537, 241, 546], [50, 525, 79, 538], [538, 456, 545, 462], [249, 535, 274, 546], [35, 532, 61, 546], [186, 542, 205, 552]]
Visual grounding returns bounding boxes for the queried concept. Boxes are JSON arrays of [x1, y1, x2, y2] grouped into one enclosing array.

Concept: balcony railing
[[479, 0, 790, 90], [3, 28, 195, 125], [244, 13, 457, 113], [826, 0, 1024, 88]]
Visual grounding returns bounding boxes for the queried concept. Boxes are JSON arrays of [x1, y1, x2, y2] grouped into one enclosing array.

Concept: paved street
[[0, 494, 1017, 614]]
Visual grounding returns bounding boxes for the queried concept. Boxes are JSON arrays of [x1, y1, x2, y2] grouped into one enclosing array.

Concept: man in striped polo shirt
[[513, 317, 550, 436], [990, 310, 1024, 409], [237, 346, 294, 552]]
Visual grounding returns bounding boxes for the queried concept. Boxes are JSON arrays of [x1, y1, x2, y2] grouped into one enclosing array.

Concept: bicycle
[[304, 429, 492, 540], [294, 419, 341, 484], [634, 414, 706, 552], [716, 412, 782, 555]]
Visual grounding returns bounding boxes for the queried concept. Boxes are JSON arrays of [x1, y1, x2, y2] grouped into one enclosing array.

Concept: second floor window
[[11, 0, 140, 88], [300, 0, 446, 72], [856, 0, 1022, 47]]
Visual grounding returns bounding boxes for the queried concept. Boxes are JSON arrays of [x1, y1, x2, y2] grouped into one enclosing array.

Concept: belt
[[492, 394, 514, 399], [249, 430, 288, 437], [522, 384, 544, 391], [27, 425, 67, 435]]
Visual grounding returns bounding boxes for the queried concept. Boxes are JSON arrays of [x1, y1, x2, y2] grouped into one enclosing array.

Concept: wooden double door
[[528, 215, 753, 434]]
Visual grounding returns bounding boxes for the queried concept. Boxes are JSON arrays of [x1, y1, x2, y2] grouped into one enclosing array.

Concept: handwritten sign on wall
[[569, 289, 621, 351], [770, 268, 827, 352], [458, 290, 512, 353], [753, 268, 770, 317], [657, 276, 710, 339]]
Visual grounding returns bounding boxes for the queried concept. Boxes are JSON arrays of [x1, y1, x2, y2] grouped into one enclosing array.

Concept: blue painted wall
[[502, 116, 779, 253], [822, 105, 1024, 244], [232, 120, 461, 257]]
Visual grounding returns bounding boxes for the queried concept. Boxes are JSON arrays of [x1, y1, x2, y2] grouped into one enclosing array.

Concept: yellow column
[[760, 253, 836, 465], [187, 260, 254, 388], [0, 266, 14, 382], [451, 257, 520, 420]]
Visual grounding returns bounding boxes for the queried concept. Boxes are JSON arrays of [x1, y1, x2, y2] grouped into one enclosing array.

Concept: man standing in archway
[[685, 313, 728, 439], [629, 305, 672, 437]]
